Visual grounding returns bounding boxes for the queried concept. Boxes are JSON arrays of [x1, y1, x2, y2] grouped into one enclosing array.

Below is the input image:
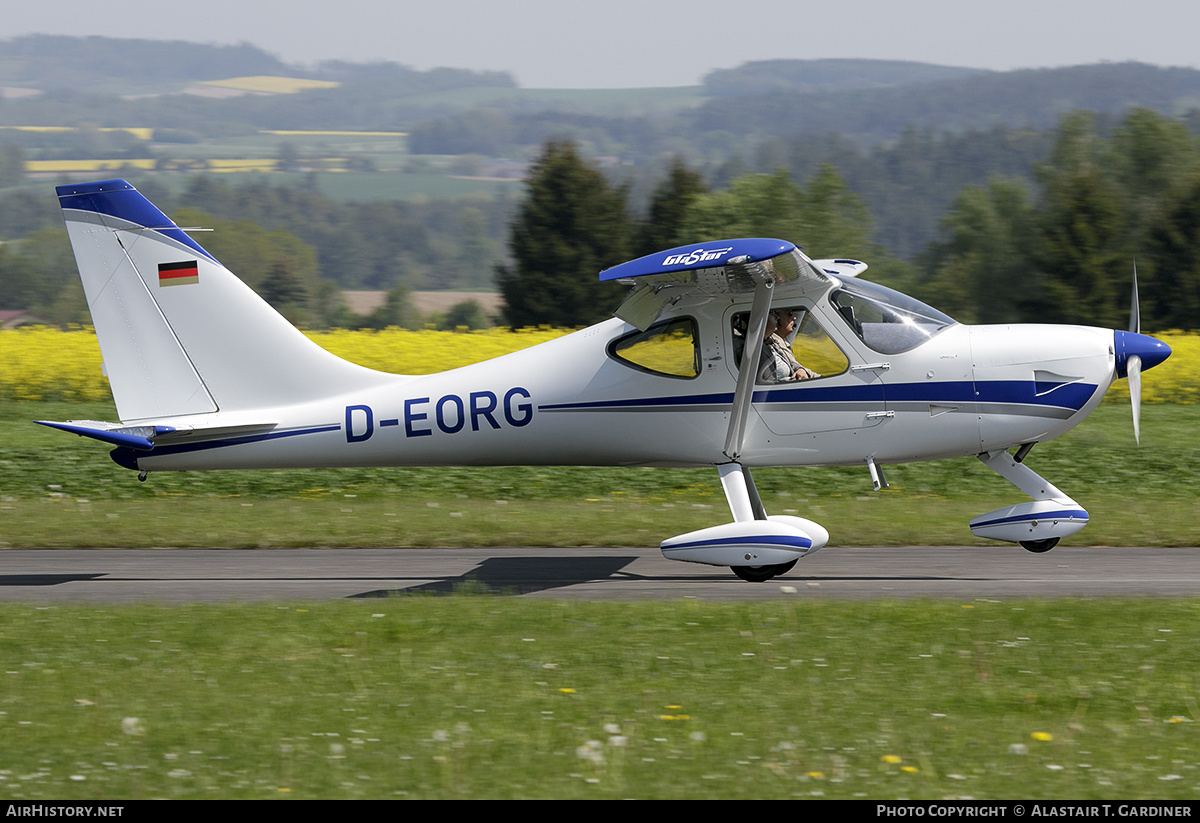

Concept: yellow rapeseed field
[[206, 159, 277, 171], [25, 159, 157, 173], [1102, 331, 1200, 404], [0, 327, 569, 402], [304, 327, 568, 375], [199, 76, 340, 94], [262, 130, 408, 137], [0, 126, 154, 140], [0, 327, 1195, 405]]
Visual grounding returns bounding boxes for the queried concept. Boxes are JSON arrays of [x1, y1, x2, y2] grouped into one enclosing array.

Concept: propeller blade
[[1129, 262, 1140, 334], [1128, 354, 1142, 445]]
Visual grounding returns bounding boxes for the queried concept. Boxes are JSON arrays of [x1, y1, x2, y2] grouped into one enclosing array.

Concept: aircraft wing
[[600, 239, 831, 330]]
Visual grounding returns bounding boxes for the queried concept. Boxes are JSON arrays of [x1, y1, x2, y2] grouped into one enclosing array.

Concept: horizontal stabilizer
[[37, 419, 278, 452], [36, 420, 164, 451]]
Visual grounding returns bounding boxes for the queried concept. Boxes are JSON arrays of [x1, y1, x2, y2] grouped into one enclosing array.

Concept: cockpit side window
[[609, 318, 700, 378], [731, 306, 849, 384], [829, 279, 955, 355]]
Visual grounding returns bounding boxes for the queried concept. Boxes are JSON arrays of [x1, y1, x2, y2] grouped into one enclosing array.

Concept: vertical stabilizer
[[57, 180, 389, 423]]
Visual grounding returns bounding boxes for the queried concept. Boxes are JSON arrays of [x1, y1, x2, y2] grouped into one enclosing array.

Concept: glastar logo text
[[662, 247, 734, 267]]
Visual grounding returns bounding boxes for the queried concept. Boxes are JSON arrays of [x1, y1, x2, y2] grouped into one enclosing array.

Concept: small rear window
[[609, 318, 699, 378]]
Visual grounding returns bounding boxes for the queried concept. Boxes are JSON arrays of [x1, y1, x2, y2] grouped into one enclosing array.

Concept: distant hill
[[0, 34, 516, 97], [7, 38, 1198, 147], [0, 35, 292, 93], [703, 59, 992, 96], [694, 61, 1200, 143]]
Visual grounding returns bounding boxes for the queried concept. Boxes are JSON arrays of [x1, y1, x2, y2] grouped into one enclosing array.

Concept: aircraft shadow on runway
[[0, 574, 109, 587], [351, 555, 641, 597]]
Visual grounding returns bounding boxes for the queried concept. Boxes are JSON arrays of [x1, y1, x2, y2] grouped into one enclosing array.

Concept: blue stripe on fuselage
[[539, 380, 1098, 413]]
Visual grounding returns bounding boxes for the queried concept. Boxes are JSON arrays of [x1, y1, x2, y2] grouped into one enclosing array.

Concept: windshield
[[829, 279, 956, 354]]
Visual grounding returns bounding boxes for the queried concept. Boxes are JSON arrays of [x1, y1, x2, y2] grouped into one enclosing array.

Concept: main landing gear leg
[[659, 466, 824, 581], [720, 464, 794, 582]]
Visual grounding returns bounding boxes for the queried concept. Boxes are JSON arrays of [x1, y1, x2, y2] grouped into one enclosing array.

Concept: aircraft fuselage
[[113, 306, 1118, 475]]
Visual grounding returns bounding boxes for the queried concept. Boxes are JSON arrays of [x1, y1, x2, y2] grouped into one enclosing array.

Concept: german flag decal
[[158, 260, 199, 286]]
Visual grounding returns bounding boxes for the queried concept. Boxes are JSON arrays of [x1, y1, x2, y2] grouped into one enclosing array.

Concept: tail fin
[[57, 180, 388, 423]]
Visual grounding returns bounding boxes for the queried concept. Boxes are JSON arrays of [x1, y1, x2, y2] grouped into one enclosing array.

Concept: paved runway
[[1, 545, 1198, 602]]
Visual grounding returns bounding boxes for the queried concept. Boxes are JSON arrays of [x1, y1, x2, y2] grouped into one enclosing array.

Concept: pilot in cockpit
[[759, 309, 820, 383]]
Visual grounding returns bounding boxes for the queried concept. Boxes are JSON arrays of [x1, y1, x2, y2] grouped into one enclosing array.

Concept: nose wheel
[[1020, 538, 1059, 553]]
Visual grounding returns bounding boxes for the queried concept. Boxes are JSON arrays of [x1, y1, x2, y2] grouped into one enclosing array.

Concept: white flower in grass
[[576, 740, 604, 764]]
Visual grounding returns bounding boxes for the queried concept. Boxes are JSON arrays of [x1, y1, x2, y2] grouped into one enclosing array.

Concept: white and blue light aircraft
[[42, 179, 1171, 582]]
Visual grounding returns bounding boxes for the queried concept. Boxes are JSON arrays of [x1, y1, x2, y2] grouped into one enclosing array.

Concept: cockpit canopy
[[829, 278, 956, 354]]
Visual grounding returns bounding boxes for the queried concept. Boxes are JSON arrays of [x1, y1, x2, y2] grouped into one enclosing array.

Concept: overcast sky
[[6, 0, 1200, 89]]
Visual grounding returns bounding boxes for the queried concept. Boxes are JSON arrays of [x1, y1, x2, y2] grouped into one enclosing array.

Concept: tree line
[[4, 109, 1200, 333], [0, 174, 512, 327], [917, 110, 1200, 330], [502, 110, 1200, 332]]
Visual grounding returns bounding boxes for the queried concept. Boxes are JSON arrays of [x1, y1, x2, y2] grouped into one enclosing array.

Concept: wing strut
[[723, 268, 774, 460]]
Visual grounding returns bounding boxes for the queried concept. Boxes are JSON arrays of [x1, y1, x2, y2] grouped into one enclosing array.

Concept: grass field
[[1, 597, 1197, 799], [2, 388, 1197, 800]]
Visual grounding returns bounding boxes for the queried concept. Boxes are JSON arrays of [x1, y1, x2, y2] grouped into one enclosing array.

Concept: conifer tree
[[497, 141, 629, 327], [635, 157, 707, 256], [1144, 175, 1200, 330]]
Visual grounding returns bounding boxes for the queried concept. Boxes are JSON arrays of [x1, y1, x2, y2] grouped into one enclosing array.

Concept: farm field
[[15, 122, 524, 202]]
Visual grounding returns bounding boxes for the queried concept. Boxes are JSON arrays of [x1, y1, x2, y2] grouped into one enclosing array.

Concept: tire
[[773, 559, 799, 577], [730, 559, 798, 582], [730, 565, 777, 583]]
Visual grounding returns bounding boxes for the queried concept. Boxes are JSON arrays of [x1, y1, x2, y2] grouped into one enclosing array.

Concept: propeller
[[1128, 263, 1142, 444], [1128, 351, 1142, 444]]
